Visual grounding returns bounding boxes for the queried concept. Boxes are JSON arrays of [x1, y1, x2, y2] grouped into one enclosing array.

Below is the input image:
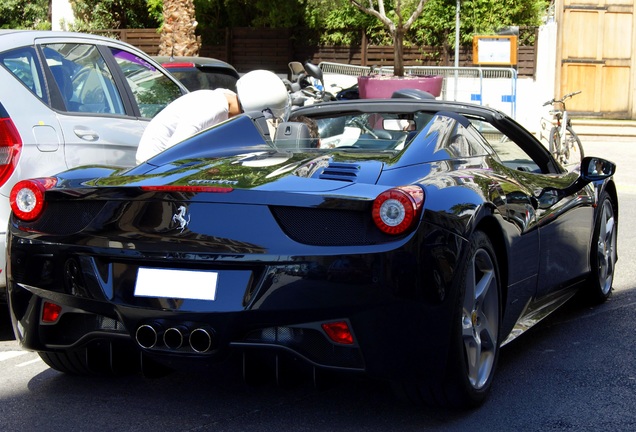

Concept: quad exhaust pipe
[[189, 327, 216, 353], [136, 323, 161, 349], [135, 323, 216, 353]]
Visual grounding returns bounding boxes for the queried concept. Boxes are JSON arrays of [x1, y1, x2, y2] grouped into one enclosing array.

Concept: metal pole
[[454, 0, 460, 101]]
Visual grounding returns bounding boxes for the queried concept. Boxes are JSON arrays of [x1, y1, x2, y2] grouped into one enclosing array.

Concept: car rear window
[[166, 69, 238, 92], [0, 47, 46, 100]]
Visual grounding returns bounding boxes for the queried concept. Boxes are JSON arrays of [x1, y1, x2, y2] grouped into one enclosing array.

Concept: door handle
[[73, 127, 99, 141]]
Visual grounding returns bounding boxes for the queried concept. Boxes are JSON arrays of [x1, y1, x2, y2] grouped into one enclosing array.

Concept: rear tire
[[398, 231, 501, 408], [583, 191, 617, 303], [447, 231, 501, 407]]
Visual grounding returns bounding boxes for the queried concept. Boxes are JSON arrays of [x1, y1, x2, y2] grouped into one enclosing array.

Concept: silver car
[[0, 30, 188, 296]]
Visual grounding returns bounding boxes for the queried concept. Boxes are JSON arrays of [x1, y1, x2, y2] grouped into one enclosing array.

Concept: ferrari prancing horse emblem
[[172, 205, 190, 232]]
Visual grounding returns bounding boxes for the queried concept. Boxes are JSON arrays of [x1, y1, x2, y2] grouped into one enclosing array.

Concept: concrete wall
[[516, 22, 557, 134], [51, 0, 74, 31]]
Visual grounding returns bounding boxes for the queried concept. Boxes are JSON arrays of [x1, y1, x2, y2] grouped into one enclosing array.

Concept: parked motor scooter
[[284, 61, 337, 109]]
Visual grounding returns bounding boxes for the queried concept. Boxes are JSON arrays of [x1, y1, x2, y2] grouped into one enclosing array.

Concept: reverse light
[[10, 177, 57, 221], [372, 185, 424, 235], [321, 321, 354, 345], [42, 301, 62, 323]]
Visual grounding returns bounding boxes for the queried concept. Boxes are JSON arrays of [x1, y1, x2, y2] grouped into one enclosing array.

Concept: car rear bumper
[[8, 227, 464, 380]]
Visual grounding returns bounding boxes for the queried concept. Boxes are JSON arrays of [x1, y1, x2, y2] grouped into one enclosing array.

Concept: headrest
[[274, 121, 312, 149], [391, 88, 435, 100]]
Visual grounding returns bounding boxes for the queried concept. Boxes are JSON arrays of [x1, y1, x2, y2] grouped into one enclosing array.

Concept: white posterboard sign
[[473, 35, 518, 66]]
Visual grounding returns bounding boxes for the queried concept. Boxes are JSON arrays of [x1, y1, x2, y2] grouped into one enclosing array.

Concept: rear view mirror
[[383, 119, 415, 131]]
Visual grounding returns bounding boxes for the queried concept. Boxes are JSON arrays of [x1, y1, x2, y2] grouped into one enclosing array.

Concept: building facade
[[555, 0, 636, 118]]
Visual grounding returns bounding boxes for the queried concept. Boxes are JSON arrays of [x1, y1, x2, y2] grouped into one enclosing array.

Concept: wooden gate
[[557, 0, 635, 118]]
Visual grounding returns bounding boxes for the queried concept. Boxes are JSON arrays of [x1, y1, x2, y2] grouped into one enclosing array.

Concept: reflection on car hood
[[92, 150, 387, 193]]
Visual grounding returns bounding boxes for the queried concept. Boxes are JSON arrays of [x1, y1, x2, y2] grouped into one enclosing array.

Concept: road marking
[[617, 183, 636, 194], [17, 358, 42, 368], [0, 351, 28, 361]]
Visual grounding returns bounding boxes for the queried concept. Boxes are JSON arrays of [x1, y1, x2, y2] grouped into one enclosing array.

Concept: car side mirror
[[304, 61, 324, 83], [581, 156, 616, 180], [303, 61, 326, 100], [535, 156, 615, 209]]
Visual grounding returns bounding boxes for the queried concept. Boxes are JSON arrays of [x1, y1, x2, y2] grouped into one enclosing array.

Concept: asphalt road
[[0, 137, 635, 431]]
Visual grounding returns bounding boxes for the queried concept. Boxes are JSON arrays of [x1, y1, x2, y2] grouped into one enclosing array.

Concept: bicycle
[[538, 90, 585, 167]]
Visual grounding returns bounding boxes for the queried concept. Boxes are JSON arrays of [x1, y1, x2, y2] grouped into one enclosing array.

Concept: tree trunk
[[393, 29, 405, 77], [159, 0, 201, 57]]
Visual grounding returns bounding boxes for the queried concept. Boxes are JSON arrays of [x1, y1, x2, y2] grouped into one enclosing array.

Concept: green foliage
[[155, 0, 312, 46], [247, 0, 309, 27], [0, 0, 51, 30], [192, 0, 308, 28], [147, 0, 164, 25], [307, 1, 389, 45], [68, 0, 160, 32], [429, 0, 546, 45], [306, 0, 547, 47], [1, 0, 545, 49]]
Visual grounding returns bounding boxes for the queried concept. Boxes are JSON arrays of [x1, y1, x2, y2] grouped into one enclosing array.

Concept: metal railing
[[318, 62, 518, 118], [319, 62, 371, 76]]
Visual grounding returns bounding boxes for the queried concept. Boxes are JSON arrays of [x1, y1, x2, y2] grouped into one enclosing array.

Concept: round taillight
[[10, 178, 57, 221], [372, 186, 424, 235]]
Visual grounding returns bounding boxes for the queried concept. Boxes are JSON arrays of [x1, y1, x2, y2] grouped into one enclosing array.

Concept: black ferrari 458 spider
[[7, 98, 617, 409]]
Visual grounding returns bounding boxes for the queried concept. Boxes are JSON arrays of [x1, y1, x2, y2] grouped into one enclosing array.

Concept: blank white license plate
[[135, 268, 218, 301]]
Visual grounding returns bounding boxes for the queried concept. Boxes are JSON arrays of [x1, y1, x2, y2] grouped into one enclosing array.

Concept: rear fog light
[[42, 301, 63, 323], [321, 321, 354, 345]]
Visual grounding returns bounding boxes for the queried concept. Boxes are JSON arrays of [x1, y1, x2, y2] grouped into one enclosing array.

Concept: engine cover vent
[[318, 162, 360, 182]]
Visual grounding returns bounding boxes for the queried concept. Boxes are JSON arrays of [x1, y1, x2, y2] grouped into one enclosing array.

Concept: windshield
[[274, 111, 435, 152], [145, 109, 492, 169]]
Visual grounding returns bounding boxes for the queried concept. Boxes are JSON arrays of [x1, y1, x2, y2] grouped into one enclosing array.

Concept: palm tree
[[159, 0, 201, 56], [349, 0, 428, 77]]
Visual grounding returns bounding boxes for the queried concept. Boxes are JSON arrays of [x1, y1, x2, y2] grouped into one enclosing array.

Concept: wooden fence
[[96, 29, 162, 55], [108, 28, 537, 77]]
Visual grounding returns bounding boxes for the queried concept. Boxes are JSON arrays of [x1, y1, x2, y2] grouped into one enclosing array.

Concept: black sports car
[[7, 99, 618, 409]]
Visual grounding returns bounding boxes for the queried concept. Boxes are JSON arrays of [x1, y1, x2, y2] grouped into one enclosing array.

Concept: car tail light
[[10, 177, 57, 221], [321, 321, 354, 345], [0, 116, 23, 187], [42, 301, 62, 323], [162, 62, 195, 69], [372, 185, 424, 235]]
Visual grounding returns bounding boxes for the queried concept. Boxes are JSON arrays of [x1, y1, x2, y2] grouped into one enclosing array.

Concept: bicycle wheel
[[548, 126, 560, 158], [563, 125, 584, 166]]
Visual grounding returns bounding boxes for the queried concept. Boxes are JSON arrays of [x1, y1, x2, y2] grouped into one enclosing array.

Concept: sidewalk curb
[[573, 119, 636, 141]]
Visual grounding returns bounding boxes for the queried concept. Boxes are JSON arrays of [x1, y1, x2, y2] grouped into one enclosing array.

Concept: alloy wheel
[[462, 248, 499, 390], [596, 198, 617, 296]]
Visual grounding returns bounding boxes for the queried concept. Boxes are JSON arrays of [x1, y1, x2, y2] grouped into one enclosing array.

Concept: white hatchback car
[[0, 30, 188, 297]]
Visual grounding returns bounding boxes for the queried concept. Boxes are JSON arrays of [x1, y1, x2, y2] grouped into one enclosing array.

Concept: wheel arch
[[601, 179, 618, 221], [594, 179, 619, 246], [472, 213, 508, 318]]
